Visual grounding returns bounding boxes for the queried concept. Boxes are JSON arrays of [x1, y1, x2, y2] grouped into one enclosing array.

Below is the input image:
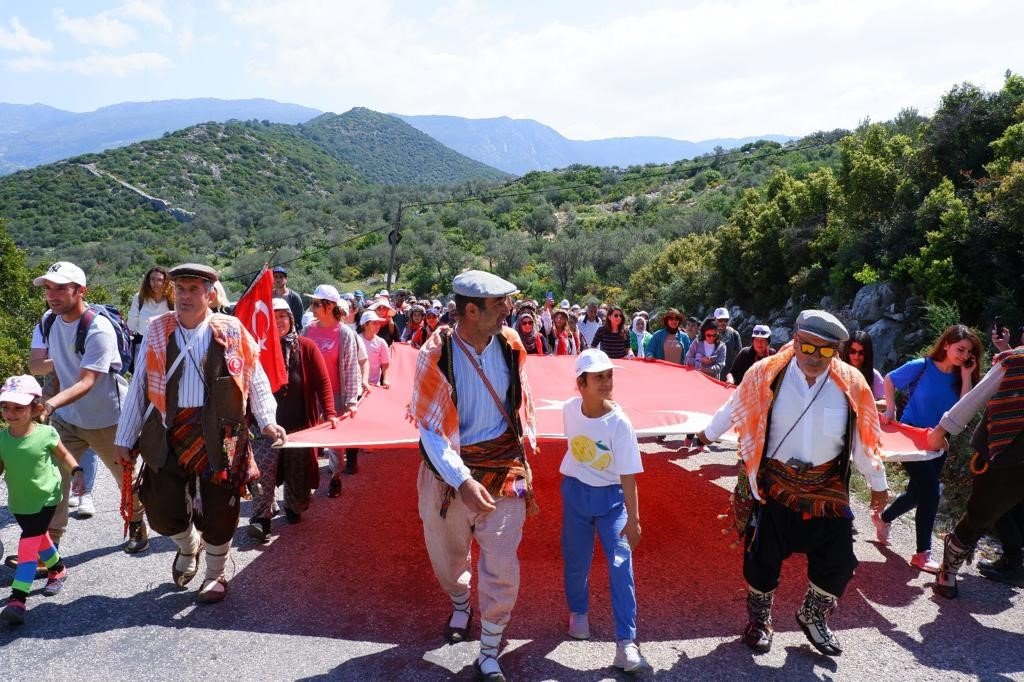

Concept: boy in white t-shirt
[[359, 310, 391, 388], [560, 349, 646, 673]]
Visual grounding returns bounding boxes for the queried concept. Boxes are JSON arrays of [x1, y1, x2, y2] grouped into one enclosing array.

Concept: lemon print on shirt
[[570, 435, 613, 470]]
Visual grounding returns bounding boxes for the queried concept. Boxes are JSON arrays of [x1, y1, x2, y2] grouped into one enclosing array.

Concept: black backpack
[[41, 304, 135, 376]]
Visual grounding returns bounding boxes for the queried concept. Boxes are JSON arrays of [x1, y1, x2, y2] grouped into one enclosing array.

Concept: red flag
[[234, 268, 287, 392]]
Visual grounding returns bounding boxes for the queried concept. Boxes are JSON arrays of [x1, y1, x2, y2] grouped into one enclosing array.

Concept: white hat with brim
[[305, 284, 342, 306], [714, 307, 730, 320], [751, 324, 771, 338], [272, 298, 291, 312], [574, 349, 621, 377], [360, 310, 383, 325], [0, 374, 43, 406], [34, 261, 86, 287], [452, 270, 518, 298]]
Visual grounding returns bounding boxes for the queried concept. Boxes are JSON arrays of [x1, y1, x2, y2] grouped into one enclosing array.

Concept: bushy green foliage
[[0, 219, 34, 379]]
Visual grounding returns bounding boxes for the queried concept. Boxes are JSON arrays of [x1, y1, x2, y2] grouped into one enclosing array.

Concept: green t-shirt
[[0, 424, 62, 514]]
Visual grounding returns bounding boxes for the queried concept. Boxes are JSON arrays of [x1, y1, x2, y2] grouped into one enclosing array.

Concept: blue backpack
[[41, 304, 135, 376]]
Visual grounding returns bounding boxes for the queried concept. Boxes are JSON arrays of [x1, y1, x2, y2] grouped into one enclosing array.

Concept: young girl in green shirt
[[0, 375, 84, 625]]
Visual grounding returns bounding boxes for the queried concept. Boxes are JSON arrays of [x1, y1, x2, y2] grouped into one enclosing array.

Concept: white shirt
[[419, 332, 512, 488], [578, 318, 601, 347], [559, 398, 643, 487], [115, 318, 278, 448], [127, 294, 171, 335], [706, 358, 887, 491]]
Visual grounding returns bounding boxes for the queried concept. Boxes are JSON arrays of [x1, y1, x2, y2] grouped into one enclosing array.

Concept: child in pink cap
[[0, 375, 85, 625]]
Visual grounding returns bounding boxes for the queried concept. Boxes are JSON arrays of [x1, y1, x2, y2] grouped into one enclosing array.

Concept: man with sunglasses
[[696, 310, 888, 657]]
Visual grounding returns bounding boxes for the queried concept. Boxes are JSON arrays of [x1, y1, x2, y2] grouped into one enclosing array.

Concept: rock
[[865, 318, 905, 371], [771, 327, 792, 345], [820, 296, 834, 309], [885, 312, 906, 322], [851, 282, 898, 323]]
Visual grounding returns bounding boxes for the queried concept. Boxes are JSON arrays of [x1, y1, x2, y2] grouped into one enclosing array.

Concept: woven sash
[[987, 353, 1024, 462], [439, 429, 529, 518], [169, 407, 206, 475], [761, 458, 852, 520]]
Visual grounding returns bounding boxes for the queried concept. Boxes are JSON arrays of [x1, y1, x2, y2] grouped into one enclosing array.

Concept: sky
[[1, 0, 1022, 141]]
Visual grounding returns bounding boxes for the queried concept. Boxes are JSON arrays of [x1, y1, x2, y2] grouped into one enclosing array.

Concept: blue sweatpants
[[561, 475, 637, 641]]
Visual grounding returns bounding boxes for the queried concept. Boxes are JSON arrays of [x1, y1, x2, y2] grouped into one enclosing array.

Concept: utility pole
[[386, 201, 403, 291]]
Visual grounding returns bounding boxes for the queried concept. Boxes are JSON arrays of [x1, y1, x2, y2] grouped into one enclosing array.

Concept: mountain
[[299, 108, 510, 184], [397, 114, 795, 174], [0, 98, 322, 174]]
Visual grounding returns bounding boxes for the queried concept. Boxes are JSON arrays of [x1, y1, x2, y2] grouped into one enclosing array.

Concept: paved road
[[1, 438, 1021, 680]]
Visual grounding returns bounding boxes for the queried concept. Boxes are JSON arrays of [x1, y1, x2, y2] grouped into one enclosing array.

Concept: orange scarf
[[408, 326, 537, 455], [144, 312, 260, 423], [729, 344, 883, 501]]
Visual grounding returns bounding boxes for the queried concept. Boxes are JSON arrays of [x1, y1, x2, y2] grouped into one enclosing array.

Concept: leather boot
[[743, 588, 774, 653], [796, 583, 842, 656], [935, 533, 974, 599]]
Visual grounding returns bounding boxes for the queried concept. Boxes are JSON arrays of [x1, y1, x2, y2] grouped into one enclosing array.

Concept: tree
[[545, 232, 591, 291], [524, 203, 557, 240], [0, 219, 34, 378]]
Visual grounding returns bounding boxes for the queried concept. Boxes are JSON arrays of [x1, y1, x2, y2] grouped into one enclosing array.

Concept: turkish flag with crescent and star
[[233, 267, 287, 392]]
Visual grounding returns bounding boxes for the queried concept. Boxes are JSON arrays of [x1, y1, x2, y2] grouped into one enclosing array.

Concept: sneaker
[[76, 493, 95, 519], [283, 506, 301, 524], [42, 569, 68, 596], [911, 551, 940, 574], [568, 612, 590, 640], [871, 510, 891, 545], [327, 477, 342, 498], [1, 599, 26, 625], [613, 640, 645, 673], [68, 494, 80, 508]]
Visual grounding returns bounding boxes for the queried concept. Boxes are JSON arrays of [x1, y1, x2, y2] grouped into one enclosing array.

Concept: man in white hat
[[696, 310, 889, 657], [28, 261, 148, 555], [714, 307, 743, 379], [409, 269, 538, 681], [728, 324, 776, 385]]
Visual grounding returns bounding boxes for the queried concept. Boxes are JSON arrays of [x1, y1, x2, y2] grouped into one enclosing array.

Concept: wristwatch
[[44, 401, 55, 417], [71, 466, 84, 476]]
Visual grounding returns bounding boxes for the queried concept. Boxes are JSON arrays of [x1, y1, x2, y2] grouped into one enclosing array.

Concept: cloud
[[0, 17, 53, 54], [54, 7, 137, 48], [6, 51, 172, 77], [117, 1, 174, 31]]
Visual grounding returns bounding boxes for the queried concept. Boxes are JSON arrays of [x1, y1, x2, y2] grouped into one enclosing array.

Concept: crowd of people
[[1, 260, 1022, 680]]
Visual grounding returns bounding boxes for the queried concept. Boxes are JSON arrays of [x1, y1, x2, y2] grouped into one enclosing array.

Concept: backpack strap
[[74, 307, 98, 357]]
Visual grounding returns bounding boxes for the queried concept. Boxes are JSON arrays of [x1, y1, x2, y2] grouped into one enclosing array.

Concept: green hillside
[[300, 108, 511, 185], [0, 74, 1021, 339]]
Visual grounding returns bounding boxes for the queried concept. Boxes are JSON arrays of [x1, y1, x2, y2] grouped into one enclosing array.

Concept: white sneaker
[[911, 551, 940, 574], [76, 493, 95, 519], [68, 494, 80, 508], [871, 510, 891, 545], [614, 639, 645, 672], [568, 612, 590, 639]]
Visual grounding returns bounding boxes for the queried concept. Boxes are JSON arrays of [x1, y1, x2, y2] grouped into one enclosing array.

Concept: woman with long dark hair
[[875, 324, 982, 572], [590, 305, 630, 359], [840, 330, 885, 404], [685, 318, 726, 379]]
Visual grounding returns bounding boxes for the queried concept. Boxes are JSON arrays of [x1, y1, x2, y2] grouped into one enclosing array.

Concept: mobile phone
[[993, 316, 1004, 339], [964, 355, 976, 370]]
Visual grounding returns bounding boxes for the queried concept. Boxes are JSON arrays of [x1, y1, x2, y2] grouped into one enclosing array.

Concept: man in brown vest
[[114, 264, 287, 603]]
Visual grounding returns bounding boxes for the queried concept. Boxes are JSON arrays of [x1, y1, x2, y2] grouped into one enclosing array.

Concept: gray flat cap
[[795, 309, 848, 343], [169, 263, 219, 283], [452, 270, 518, 298]]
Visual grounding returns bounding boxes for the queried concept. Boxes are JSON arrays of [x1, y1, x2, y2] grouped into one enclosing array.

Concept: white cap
[[0, 374, 43, 405], [272, 298, 291, 312], [370, 300, 395, 313], [378, 289, 390, 297], [752, 324, 771, 338], [34, 261, 86, 287], [714, 307, 730, 320], [559, 299, 570, 309], [574, 349, 620, 377], [360, 310, 383, 325], [305, 284, 342, 306]]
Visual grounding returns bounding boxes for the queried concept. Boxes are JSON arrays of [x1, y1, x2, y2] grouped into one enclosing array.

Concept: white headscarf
[[632, 316, 648, 358]]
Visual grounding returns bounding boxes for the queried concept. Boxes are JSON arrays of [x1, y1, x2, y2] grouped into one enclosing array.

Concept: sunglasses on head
[[799, 341, 837, 358]]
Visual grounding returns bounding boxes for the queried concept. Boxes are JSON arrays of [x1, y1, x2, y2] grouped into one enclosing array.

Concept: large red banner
[[283, 343, 934, 461], [234, 268, 287, 392]]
